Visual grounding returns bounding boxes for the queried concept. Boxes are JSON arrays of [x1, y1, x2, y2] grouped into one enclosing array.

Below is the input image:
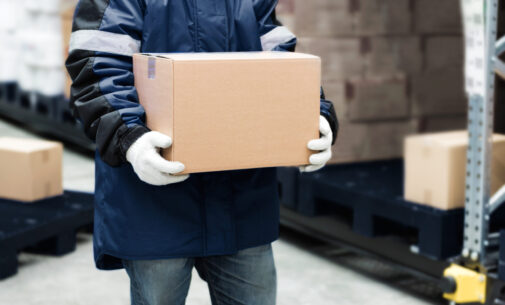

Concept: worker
[[66, 1, 338, 304]]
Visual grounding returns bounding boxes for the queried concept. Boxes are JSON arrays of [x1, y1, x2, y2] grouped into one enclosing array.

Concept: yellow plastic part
[[443, 264, 487, 304]]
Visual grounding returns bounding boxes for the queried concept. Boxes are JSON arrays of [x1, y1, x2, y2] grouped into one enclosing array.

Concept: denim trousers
[[122, 244, 277, 305]]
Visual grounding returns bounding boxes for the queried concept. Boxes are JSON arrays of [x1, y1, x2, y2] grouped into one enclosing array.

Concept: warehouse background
[[276, 0, 469, 164], [1, 0, 505, 304]]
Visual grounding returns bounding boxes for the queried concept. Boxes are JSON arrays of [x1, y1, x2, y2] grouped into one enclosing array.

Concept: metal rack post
[[461, 0, 503, 268]]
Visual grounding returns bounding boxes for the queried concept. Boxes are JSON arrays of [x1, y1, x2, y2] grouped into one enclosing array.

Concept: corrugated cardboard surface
[[134, 52, 320, 174], [404, 131, 505, 210], [0, 138, 63, 202]]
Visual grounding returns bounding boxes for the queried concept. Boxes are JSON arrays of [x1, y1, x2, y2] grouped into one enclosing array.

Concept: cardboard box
[[364, 36, 423, 76], [294, 0, 411, 37], [276, 0, 296, 32], [411, 68, 466, 116], [329, 119, 417, 164], [415, 115, 467, 133], [297, 37, 365, 81], [424, 36, 463, 72], [346, 75, 409, 121], [294, 0, 354, 37], [404, 131, 505, 210], [354, 0, 412, 35], [414, 0, 462, 34], [133, 52, 320, 174], [0, 138, 63, 202]]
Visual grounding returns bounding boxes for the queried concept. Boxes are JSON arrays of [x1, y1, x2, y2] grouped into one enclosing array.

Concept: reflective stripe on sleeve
[[69, 30, 141, 56], [260, 26, 296, 51]]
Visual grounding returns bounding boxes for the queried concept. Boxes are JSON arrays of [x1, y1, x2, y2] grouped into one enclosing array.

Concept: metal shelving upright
[[461, 0, 505, 269]]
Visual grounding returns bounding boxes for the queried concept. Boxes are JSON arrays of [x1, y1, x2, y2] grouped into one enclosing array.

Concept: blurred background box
[[346, 74, 409, 121], [363, 36, 423, 77], [297, 37, 366, 82], [414, 0, 462, 34], [404, 131, 505, 210], [0, 137, 63, 202], [277, 0, 468, 164], [330, 119, 418, 163], [411, 68, 466, 116], [293, 0, 412, 37]]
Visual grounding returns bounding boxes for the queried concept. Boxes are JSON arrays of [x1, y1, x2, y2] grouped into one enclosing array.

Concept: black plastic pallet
[[278, 160, 465, 260], [0, 82, 18, 104], [0, 191, 94, 279], [0, 87, 94, 151]]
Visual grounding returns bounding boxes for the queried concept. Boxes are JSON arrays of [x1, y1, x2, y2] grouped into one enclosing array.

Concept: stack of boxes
[[18, 0, 68, 110], [277, 0, 467, 164], [0, 0, 76, 116]]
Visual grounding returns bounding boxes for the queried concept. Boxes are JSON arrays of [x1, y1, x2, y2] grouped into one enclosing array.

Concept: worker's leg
[[195, 244, 277, 305], [123, 258, 194, 305]]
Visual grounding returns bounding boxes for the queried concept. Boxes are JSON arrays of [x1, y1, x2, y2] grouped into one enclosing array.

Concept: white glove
[[300, 115, 333, 173], [126, 131, 189, 186]]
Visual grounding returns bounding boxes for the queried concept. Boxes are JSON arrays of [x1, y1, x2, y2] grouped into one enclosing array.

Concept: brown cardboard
[[346, 75, 409, 121], [404, 131, 505, 210], [424, 36, 464, 72], [414, 0, 462, 34], [411, 68, 466, 116], [133, 52, 321, 174], [294, 0, 411, 37], [329, 119, 418, 164], [297, 37, 365, 81], [415, 115, 467, 133], [0, 138, 63, 202], [364, 36, 423, 76], [61, 2, 77, 99]]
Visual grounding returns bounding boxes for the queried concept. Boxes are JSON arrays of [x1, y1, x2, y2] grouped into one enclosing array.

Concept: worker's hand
[[126, 131, 189, 186], [300, 115, 332, 173]]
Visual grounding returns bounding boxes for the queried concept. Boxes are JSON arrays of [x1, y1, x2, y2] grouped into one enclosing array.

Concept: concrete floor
[[0, 118, 444, 305]]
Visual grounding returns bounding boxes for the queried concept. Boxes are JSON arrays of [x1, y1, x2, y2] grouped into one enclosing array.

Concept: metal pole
[[461, 0, 498, 266]]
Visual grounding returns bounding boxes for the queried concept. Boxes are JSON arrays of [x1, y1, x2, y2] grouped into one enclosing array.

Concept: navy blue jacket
[[66, 0, 338, 270]]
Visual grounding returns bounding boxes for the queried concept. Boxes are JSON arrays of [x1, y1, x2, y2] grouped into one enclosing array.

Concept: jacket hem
[[95, 236, 279, 271]]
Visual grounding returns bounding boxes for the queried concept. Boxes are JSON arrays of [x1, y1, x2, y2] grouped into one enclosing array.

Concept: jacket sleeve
[[253, 0, 339, 144], [65, 0, 149, 167]]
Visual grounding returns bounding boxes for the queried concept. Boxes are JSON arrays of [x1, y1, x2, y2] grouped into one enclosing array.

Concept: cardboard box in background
[[297, 37, 365, 82], [0, 138, 63, 202], [133, 52, 320, 174], [411, 68, 466, 116], [415, 115, 467, 133], [330, 119, 418, 164], [61, 2, 77, 100], [404, 131, 505, 210], [364, 36, 423, 76], [294, 0, 411, 37], [282, 0, 466, 164], [424, 36, 464, 71], [346, 75, 409, 121], [275, 0, 296, 32], [414, 0, 462, 34]]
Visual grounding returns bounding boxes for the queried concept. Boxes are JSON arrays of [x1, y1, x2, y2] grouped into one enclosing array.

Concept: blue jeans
[[122, 244, 276, 305]]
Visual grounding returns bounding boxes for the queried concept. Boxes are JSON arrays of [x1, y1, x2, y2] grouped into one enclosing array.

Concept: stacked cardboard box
[[277, 0, 467, 163]]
